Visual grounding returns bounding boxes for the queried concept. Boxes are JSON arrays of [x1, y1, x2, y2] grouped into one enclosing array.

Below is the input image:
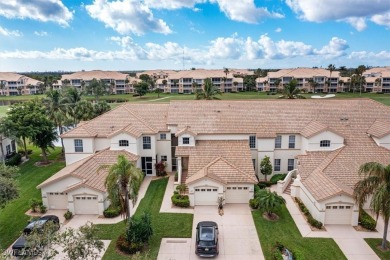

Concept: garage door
[[325, 204, 353, 225], [194, 187, 218, 206], [74, 195, 99, 214], [47, 192, 68, 209], [225, 186, 249, 203]]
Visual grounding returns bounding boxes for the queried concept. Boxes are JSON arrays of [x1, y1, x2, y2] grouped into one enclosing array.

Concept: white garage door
[[47, 192, 68, 209], [325, 204, 353, 225], [225, 186, 249, 203], [194, 187, 218, 206], [74, 195, 99, 215]]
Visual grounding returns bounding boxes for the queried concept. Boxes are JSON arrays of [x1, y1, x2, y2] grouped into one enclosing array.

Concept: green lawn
[[365, 239, 390, 260], [0, 147, 65, 250], [252, 206, 346, 260], [95, 177, 193, 259]]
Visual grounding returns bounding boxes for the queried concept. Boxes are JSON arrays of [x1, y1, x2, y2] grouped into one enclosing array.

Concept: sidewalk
[[159, 173, 194, 214], [281, 193, 381, 260]]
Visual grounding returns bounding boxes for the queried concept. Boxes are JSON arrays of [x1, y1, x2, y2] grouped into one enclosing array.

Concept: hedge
[[5, 153, 22, 166], [359, 209, 376, 231], [295, 198, 323, 229], [249, 198, 259, 209], [171, 194, 190, 208], [270, 174, 287, 185], [103, 205, 121, 218]]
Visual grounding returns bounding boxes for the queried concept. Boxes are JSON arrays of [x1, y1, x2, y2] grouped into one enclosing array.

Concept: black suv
[[12, 215, 60, 256], [195, 221, 219, 257]]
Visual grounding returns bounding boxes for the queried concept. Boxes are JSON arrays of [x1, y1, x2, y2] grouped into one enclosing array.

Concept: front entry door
[[142, 157, 153, 175]]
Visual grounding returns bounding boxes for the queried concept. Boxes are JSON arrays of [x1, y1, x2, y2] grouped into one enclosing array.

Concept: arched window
[[320, 140, 331, 147], [119, 140, 129, 147]]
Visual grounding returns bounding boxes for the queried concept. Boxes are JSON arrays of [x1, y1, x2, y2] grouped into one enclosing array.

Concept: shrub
[[257, 182, 267, 189], [254, 184, 261, 195], [176, 184, 187, 195], [295, 198, 323, 229], [29, 198, 41, 213], [126, 212, 153, 244], [64, 210, 73, 220], [359, 209, 376, 230], [103, 205, 121, 218], [270, 174, 287, 185], [171, 194, 190, 208], [258, 181, 272, 188], [174, 172, 178, 182], [39, 203, 47, 214], [116, 234, 143, 255], [5, 153, 22, 166], [154, 161, 167, 176], [249, 198, 259, 209]]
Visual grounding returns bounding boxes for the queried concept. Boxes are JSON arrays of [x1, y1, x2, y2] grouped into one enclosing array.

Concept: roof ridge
[[124, 105, 158, 133]]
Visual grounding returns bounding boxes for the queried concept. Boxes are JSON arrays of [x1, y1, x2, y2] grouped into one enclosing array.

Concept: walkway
[[159, 173, 193, 213], [281, 193, 381, 260]]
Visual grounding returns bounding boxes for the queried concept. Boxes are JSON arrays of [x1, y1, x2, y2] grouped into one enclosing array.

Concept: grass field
[[365, 239, 390, 260], [252, 206, 346, 260], [95, 177, 193, 259], [0, 147, 65, 250]]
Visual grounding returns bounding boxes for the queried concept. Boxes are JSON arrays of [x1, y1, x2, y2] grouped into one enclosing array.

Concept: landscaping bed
[[95, 177, 193, 259], [252, 205, 346, 260]]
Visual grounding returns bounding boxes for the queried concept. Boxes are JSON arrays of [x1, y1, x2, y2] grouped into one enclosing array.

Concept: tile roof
[[366, 120, 390, 138], [62, 102, 169, 138], [175, 126, 197, 137], [267, 68, 339, 78], [300, 121, 343, 138], [37, 149, 139, 192], [176, 140, 257, 184], [61, 70, 128, 81]]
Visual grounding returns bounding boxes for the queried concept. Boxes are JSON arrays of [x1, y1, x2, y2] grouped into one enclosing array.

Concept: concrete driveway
[[158, 204, 264, 260]]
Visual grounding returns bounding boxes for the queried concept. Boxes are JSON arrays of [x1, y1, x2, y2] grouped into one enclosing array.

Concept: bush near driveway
[[0, 147, 65, 250], [95, 178, 193, 260], [252, 205, 346, 260]]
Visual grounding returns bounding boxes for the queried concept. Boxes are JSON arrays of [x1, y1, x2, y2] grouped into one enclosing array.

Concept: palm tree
[[223, 67, 229, 78], [355, 65, 366, 95], [42, 90, 69, 154], [0, 81, 6, 96], [195, 78, 222, 100], [279, 79, 306, 99], [353, 162, 390, 250], [273, 79, 281, 92], [191, 81, 198, 94], [328, 64, 336, 78], [104, 155, 144, 220], [256, 189, 286, 218], [307, 78, 318, 93], [65, 88, 82, 126]]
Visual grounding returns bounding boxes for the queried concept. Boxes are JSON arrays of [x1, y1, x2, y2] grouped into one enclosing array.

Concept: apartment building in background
[[0, 72, 42, 96]]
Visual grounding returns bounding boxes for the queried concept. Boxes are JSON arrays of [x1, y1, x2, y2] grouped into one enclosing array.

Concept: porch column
[[177, 157, 182, 183]]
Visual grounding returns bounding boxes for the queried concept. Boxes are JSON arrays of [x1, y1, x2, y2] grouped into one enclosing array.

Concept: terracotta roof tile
[[366, 120, 390, 138]]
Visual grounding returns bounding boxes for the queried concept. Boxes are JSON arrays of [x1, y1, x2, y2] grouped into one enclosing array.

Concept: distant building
[[362, 67, 390, 93], [0, 72, 42, 96]]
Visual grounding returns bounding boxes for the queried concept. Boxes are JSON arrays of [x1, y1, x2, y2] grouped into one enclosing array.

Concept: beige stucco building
[[0, 72, 42, 96]]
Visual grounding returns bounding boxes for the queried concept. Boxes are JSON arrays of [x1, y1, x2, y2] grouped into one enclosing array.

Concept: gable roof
[[366, 120, 390, 138], [175, 126, 197, 137], [300, 121, 344, 139], [37, 149, 139, 192], [177, 140, 257, 185]]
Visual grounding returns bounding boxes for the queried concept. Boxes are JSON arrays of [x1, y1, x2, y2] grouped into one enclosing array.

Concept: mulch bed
[[353, 225, 377, 232], [263, 212, 280, 221]]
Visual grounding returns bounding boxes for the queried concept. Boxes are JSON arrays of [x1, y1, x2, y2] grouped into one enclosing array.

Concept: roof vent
[[340, 117, 349, 121]]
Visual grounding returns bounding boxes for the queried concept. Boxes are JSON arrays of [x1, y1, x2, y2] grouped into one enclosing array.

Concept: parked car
[[23, 215, 60, 234], [195, 221, 219, 257], [12, 215, 60, 256]]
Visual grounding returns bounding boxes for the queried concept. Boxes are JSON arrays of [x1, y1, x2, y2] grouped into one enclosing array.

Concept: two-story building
[[37, 99, 390, 226], [0, 72, 42, 96]]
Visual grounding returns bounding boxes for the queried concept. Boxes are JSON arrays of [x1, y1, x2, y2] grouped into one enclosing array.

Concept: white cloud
[[208, 33, 244, 59], [210, 0, 283, 23], [0, 0, 73, 26], [275, 27, 282, 33], [144, 0, 206, 10], [286, 0, 390, 30], [0, 26, 22, 37], [314, 37, 349, 57], [34, 31, 48, 36], [0, 34, 351, 64], [371, 11, 390, 28], [85, 0, 172, 36], [349, 51, 390, 60]]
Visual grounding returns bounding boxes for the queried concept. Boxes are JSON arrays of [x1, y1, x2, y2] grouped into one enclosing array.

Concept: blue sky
[[0, 0, 389, 72]]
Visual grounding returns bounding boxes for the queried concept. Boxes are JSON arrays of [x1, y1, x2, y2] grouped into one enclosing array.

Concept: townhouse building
[[363, 67, 390, 93], [61, 70, 140, 94], [37, 99, 390, 227], [0, 72, 42, 96]]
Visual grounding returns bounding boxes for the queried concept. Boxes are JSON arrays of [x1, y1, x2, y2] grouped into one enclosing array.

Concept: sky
[[0, 0, 389, 72]]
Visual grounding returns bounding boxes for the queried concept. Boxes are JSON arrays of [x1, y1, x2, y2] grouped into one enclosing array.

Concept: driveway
[[158, 204, 264, 260]]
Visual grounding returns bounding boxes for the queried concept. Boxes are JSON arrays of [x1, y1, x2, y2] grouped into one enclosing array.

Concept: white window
[[161, 155, 167, 162], [249, 135, 256, 149], [320, 140, 331, 147], [143, 136, 151, 149], [74, 139, 83, 152], [160, 133, 166, 140], [275, 135, 282, 148], [183, 137, 190, 145], [274, 159, 281, 171], [288, 135, 295, 149], [119, 140, 129, 147], [288, 159, 295, 171]]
